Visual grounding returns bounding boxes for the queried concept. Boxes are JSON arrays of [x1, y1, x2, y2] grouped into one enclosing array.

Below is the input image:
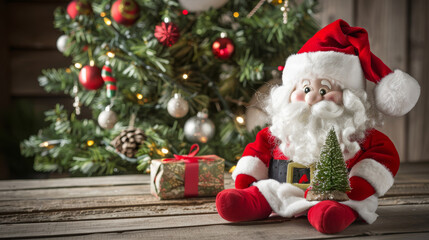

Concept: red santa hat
[[282, 19, 420, 116]]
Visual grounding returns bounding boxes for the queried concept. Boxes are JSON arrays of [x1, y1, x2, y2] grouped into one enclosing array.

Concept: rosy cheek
[[324, 91, 343, 104], [290, 90, 305, 102]]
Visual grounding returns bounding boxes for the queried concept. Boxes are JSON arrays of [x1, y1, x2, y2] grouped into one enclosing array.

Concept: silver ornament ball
[[98, 106, 118, 129], [56, 35, 69, 53], [167, 93, 189, 118], [184, 111, 215, 143]]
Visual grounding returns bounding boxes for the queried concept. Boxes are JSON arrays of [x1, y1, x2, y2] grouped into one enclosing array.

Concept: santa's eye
[[304, 87, 311, 94], [319, 88, 327, 96]]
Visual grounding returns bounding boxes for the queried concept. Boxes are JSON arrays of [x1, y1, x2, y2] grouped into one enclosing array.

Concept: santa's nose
[[305, 91, 323, 105]]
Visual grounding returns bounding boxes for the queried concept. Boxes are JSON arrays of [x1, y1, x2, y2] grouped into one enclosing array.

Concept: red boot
[[308, 200, 358, 234], [216, 186, 272, 222]]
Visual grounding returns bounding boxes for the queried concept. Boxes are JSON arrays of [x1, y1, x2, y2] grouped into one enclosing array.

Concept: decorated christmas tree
[[306, 127, 351, 201], [20, 0, 318, 176]]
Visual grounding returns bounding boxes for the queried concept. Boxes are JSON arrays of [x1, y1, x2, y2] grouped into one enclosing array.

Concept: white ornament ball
[[167, 93, 189, 118], [184, 111, 215, 143], [98, 106, 118, 129], [178, 0, 228, 12], [56, 35, 69, 53]]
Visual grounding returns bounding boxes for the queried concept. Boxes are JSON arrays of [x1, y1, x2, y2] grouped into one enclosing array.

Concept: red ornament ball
[[154, 22, 180, 47], [212, 37, 235, 59], [278, 65, 285, 71], [79, 65, 104, 90], [111, 0, 140, 26], [67, 0, 92, 19]]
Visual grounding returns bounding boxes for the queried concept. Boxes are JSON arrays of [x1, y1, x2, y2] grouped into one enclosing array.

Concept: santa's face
[[290, 78, 343, 106], [266, 79, 376, 166]]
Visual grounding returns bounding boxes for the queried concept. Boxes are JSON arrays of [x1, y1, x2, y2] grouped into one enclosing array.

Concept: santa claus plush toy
[[216, 19, 421, 234]]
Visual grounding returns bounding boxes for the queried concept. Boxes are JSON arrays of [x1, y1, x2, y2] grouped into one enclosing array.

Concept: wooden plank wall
[[0, 0, 428, 170], [315, 0, 429, 162], [4, 0, 71, 111]]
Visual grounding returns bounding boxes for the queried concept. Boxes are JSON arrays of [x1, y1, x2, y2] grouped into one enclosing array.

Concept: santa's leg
[[216, 186, 272, 222], [307, 200, 358, 234]]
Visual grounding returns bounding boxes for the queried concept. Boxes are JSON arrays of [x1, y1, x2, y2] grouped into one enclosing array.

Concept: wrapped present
[[150, 144, 224, 199]]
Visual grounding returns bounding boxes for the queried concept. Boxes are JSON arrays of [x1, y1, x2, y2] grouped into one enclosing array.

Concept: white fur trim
[[231, 156, 268, 181], [343, 195, 379, 224], [374, 69, 420, 116], [254, 179, 379, 223], [255, 179, 316, 218], [349, 159, 394, 196], [283, 51, 365, 91]]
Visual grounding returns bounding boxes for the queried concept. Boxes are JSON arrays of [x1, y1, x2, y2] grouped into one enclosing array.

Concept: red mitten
[[235, 174, 257, 189], [347, 176, 376, 201]]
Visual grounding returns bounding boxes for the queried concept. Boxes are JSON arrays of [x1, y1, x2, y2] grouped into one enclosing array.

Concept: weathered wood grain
[[0, 195, 215, 214], [0, 175, 147, 191], [407, 0, 429, 162], [12, 205, 429, 240], [7, 1, 67, 49], [0, 185, 148, 201], [3, 194, 429, 225], [314, 0, 355, 27], [10, 50, 70, 96], [357, 0, 408, 162], [0, 202, 217, 224]]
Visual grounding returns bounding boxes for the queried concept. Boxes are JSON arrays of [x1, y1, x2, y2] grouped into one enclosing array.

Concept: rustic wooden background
[[0, 0, 428, 179]]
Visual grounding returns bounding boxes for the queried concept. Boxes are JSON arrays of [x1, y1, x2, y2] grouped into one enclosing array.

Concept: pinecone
[[111, 128, 145, 158]]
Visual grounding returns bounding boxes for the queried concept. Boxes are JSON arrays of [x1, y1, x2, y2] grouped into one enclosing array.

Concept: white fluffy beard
[[266, 87, 379, 166]]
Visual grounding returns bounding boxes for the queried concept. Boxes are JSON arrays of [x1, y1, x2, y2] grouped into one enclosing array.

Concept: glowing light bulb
[[182, 73, 188, 79], [236, 116, 245, 125], [74, 63, 82, 69], [100, 12, 106, 17], [233, 12, 239, 18], [87, 140, 95, 146], [106, 51, 115, 58], [104, 17, 112, 26], [161, 148, 169, 155], [136, 93, 143, 100], [89, 60, 95, 66]]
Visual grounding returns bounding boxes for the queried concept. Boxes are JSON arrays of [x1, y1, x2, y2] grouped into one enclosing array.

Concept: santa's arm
[[232, 127, 274, 189], [347, 129, 400, 200]]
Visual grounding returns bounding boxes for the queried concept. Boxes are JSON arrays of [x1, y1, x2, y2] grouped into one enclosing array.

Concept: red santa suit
[[232, 127, 400, 224]]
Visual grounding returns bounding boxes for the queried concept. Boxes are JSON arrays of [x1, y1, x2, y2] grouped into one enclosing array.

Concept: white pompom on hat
[[282, 19, 420, 117]]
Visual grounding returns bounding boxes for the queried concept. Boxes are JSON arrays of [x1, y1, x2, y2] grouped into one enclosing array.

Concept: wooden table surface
[[1, 162, 429, 239]]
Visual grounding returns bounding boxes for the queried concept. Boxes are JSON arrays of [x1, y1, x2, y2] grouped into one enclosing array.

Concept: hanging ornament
[[72, 84, 81, 115], [154, 22, 180, 47], [101, 61, 117, 98], [111, 127, 145, 158], [212, 35, 235, 59], [98, 105, 118, 129], [56, 35, 69, 53], [167, 93, 189, 118], [79, 65, 104, 90], [184, 110, 215, 143], [67, 0, 92, 19], [111, 0, 140, 26], [281, 0, 290, 24], [178, 0, 228, 12]]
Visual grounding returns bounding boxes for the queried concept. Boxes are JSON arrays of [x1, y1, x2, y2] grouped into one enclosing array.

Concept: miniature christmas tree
[[306, 127, 351, 201]]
